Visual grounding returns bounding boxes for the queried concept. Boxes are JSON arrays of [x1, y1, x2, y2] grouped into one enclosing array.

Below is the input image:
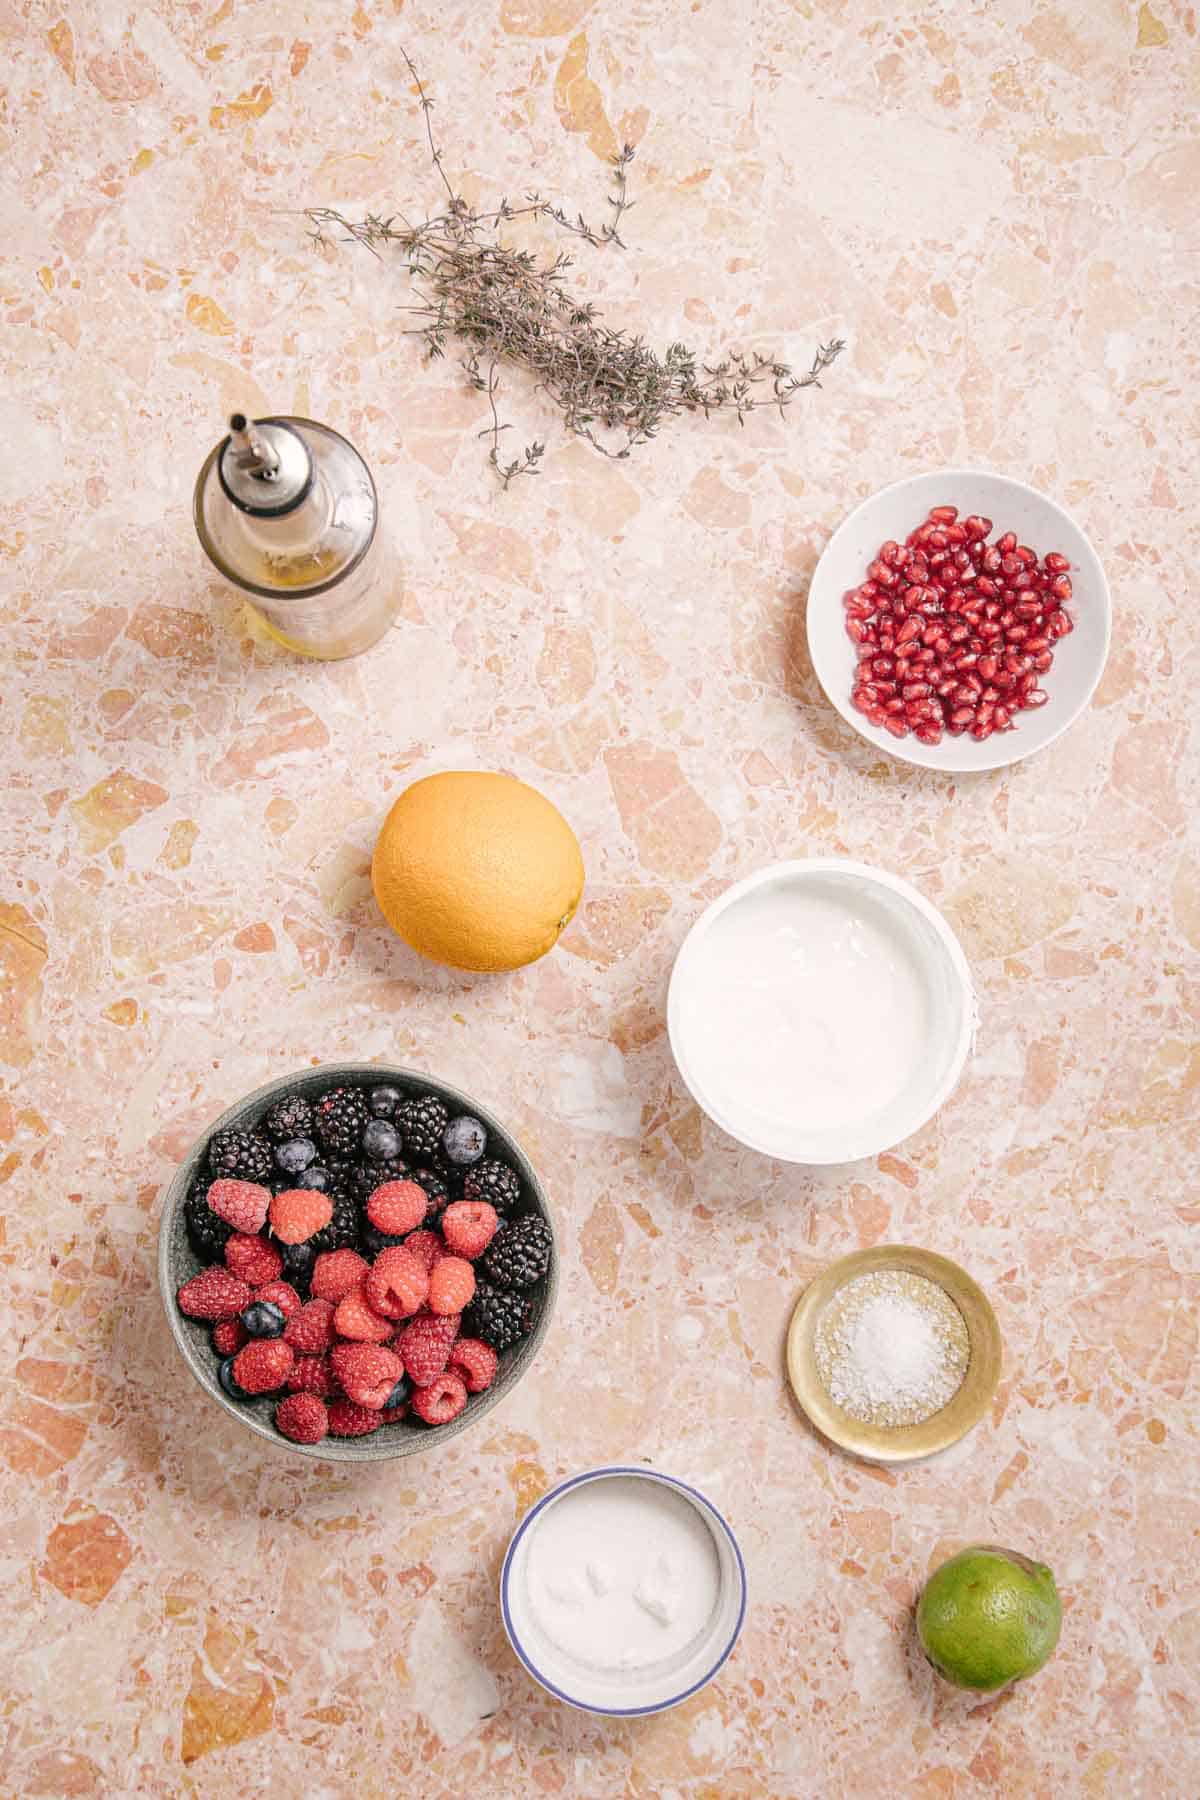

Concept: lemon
[[917, 1545, 1062, 1692], [371, 770, 584, 973]]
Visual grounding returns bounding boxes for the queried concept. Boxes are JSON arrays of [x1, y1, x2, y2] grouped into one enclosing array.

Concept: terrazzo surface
[[2, 0, 1198, 1794]]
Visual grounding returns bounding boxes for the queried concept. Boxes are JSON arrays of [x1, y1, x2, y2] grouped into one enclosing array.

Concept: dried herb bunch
[[306, 51, 844, 487]]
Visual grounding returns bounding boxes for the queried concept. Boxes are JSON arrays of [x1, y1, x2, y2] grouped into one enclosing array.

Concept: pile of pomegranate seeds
[[844, 504, 1075, 746]]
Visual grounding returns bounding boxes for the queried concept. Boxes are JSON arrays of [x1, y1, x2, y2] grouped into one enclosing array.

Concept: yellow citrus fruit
[[371, 771, 584, 972]]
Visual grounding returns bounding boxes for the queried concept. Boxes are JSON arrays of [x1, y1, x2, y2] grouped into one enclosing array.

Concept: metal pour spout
[[227, 411, 280, 480]]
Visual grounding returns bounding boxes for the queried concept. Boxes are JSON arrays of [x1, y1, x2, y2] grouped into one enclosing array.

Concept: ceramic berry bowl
[[806, 469, 1111, 772], [158, 1063, 557, 1462]]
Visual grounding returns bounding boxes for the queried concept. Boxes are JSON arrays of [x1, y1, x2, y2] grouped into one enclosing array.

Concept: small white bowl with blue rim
[[501, 1466, 747, 1715]]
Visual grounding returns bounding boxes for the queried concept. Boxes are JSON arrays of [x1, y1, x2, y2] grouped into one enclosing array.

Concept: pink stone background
[[2, 0, 1198, 1794]]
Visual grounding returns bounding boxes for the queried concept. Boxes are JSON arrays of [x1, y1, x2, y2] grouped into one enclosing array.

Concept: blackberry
[[398, 1095, 449, 1163], [443, 1115, 487, 1166], [463, 1158, 521, 1215], [346, 1157, 409, 1203], [309, 1189, 360, 1254], [263, 1093, 313, 1142], [280, 1241, 316, 1291], [481, 1214, 553, 1290], [362, 1119, 402, 1162], [465, 1280, 534, 1353], [312, 1086, 370, 1158], [362, 1225, 409, 1258], [368, 1084, 403, 1119], [184, 1182, 232, 1260], [207, 1128, 272, 1184], [275, 1136, 317, 1175], [409, 1166, 448, 1221]]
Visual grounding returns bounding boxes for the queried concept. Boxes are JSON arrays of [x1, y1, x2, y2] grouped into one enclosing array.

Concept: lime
[[916, 1545, 1062, 1692]]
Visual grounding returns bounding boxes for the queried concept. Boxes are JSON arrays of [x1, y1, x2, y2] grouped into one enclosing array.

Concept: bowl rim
[[158, 1061, 557, 1462], [499, 1464, 748, 1715], [667, 858, 975, 1164], [805, 465, 1113, 773]]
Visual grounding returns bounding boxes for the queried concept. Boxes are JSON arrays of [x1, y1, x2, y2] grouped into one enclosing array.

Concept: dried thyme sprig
[[305, 50, 843, 485]]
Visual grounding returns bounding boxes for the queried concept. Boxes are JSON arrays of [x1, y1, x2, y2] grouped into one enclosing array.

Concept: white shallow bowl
[[807, 468, 1112, 772], [501, 1467, 747, 1716], [668, 859, 974, 1165]]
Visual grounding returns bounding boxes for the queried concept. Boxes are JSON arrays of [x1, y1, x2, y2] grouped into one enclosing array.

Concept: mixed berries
[[177, 1080, 548, 1447], [845, 504, 1076, 745]]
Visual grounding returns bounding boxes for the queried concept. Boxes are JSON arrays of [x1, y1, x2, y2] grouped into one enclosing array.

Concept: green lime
[[916, 1545, 1062, 1692]]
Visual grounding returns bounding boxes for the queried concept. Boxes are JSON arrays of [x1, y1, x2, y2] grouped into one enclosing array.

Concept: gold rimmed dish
[[786, 1245, 1001, 1464]]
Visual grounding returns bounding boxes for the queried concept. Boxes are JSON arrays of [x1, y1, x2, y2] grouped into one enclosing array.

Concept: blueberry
[[281, 1242, 316, 1286], [383, 1376, 411, 1410], [241, 1300, 285, 1338], [302, 1165, 332, 1193], [362, 1119, 401, 1162], [368, 1085, 403, 1119], [443, 1115, 487, 1166], [218, 1355, 247, 1400], [275, 1136, 317, 1175]]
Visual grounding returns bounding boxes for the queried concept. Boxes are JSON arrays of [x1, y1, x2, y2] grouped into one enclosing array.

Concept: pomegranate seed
[[1000, 553, 1022, 578], [1016, 545, 1037, 565], [977, 620, 1002, 641], [975, 576, 998, 598], [871, 655, 895, 678], [971, 720, 994, 741], [936, 677, 959, 698], [865, 707, 887, 726], [1051, 575, 1073, 601], [895, 656, 912, 679], [915, 723, 943, 744], [1014, 599, 1042, 618], [1006, 624, 1029, 644], [996, 530, 1017, 554], [879, 540, 900, 565], [929, 505, 958, 523], [1044, 552, 1070, 572], [993, 704, 1012, 728], [1012, 569, 1036, 590], [1047, 611, 1073, 638], [852, 688, 875, 714], [949, 706, 975, 728], [1023, 688, 1049, 708], [874, 679, 897, 698], [897, 616, 923, 646], [1034, 650, 1054, 672], [902, 681, 931, 699], [978, 654, 998, 680], [982, 546, 1002, 574], [847, 619, 868, 643], [1024, 634, 1049, 653], [884, 716, 908, 737]]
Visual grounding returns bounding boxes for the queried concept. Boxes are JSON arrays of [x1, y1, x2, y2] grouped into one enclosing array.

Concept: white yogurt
[[673, 881, 931, 1137], [521, 1475, 722, 1674]]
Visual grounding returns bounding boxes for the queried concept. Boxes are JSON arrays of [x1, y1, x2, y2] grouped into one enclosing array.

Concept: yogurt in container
[[668, 859, 973, 1164], [501, 1467, 747, 1714]]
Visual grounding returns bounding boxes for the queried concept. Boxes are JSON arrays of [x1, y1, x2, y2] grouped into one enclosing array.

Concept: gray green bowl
[[157, 1062, 557, 1463]]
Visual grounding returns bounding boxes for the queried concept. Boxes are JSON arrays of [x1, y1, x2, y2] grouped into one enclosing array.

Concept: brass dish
[[786, 1245, 1002, 1464]]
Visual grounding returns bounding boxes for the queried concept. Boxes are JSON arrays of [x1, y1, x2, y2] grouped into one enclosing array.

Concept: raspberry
[[254, 1279, 301, 1320], [440, 1201, 499, 1260], [284, 1297, 337, 1353], [287, 1354, 340, 1397], [177, 1268, 252, 1321], [411, 1371, 468, 1426], [212, 1319, 250, 1356], [269, 1187, 334, 1245], [207, 1178, 270, 1234], [397, 1311, 460, 1385], [224, 1232, 284, 1286], [331, 1342, 403, 1410], [364, 1246, 429, 1320], [402, 1229, 442, 1273], [276, 1392, 328, 1444], [448, 1336, 498, 1394], [311, 1248, 369, 1302], [428, 1256, 475, 1316], [328, 1399, 383, 1437], [366, 1180, 427, 1237], [333, 1286, 395, 1343], [232, 1338, 294, 1395]]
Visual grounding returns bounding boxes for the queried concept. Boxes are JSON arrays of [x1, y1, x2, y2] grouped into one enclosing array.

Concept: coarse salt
[[815, 1269, 970, 1428]]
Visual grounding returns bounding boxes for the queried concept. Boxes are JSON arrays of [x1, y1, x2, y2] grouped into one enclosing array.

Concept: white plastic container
[[668, 859, 974, 1164], [501, 1466, 747, 1716]]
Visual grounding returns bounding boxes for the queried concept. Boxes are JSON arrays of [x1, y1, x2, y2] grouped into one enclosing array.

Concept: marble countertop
[[3, 1, 1197, 1794]]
